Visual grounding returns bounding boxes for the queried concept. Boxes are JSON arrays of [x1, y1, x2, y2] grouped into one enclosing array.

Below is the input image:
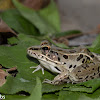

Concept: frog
[[27, 40, 100, 85]]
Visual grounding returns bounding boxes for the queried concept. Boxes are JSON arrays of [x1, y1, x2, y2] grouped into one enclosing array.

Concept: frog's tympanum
[[27, 40, 100, 85]]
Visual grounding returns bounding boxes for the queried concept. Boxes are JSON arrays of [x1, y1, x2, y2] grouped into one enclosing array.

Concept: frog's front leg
[[43, 70, 70, 85], [30, 64, 44, 74]]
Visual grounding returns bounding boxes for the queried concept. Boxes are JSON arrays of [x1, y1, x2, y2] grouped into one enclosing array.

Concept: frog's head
[[27, 46, 42, 60], [27, 41, 51, 60]]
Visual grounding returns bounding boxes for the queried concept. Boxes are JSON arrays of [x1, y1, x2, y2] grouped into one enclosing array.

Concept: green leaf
[[63, 78, 100, 93], [58, 88, 100, 100], [89, 34, 100, 53], [54, 30, 82, 38], [42, 83, 67, 93], [5, 95, 26, 100], [23, 77, 42, 100], [12, 0, 60, 34], [39, 0, 61, 33], [42, 94, 58, 100], [1, 9, 39, 35], [5, 77, 42, 100]]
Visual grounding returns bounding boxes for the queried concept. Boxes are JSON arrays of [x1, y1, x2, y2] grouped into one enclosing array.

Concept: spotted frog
[[27, 40, 100, 85]]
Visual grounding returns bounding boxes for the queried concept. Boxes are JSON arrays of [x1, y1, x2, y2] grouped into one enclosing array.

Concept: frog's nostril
[[28, 50, 30, 53]]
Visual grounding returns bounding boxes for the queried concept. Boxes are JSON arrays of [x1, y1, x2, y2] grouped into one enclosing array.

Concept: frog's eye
[[41, 46, 50, 55], [42, 46, 50, 50]]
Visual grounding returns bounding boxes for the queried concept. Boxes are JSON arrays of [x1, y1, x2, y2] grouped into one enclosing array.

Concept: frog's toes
[[43, 79, 55, 84], [43, 79, 61, 85], [43, 79, 52, 83], [30, 65, 44, 74], [30, 66, 37, 69]]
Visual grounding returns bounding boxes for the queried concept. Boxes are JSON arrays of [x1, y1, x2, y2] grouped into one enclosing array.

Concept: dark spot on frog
[[29, 48, 34, 50], [34, 53, 36, 55], [69, 65, 72, 68], [93, 73, 96, 76], [46, 58, 48, 61], [55, 52, 58, 55], [77, 54, 83, 61], [79, 77, 83, 79], [33, 48, 39, 50], [50, 51, 54, 53], [58, 57, 60, 61], [86, 56, 90, 60], [90, 76, 94, 79], [55, 67, 61, 71], [41, 56, 44, 58], [64, 62, 66, 64], [92, 68, 94, 70], [91, 55, 94, 58], [82, 65, 86, 69], [78, 70, 81, 72], [48, 54, 50, 57], [73, 65, 76, 68], [85, 76, 88, 79], [98, 67, 100, 72], [82, 59, 85, 63], [63, 55, 68, 59]]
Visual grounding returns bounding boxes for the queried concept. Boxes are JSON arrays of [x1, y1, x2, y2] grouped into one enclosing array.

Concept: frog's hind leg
[[30, 64, 44, 74], [69, 62, 100, 83], [43, 70, 70, 85]]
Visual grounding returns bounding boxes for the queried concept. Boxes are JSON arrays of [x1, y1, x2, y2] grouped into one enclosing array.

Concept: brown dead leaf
[[0, 69, 8, 87], [0, 65, 18, 87], [19, 0, 50, 10], [0, 18, 17, 36], [53, 33, 83, 46], [0, 18, 17, 44], [0, 0, 14, 10], [6, 67, 18, 77], [54, 38, 69, 46], [6, 67, 17, 72], [64, 33, 83, 39]]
